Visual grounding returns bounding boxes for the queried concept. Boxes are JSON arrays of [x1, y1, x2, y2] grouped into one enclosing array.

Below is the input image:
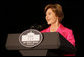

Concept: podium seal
[[19, 29, 43, 48]]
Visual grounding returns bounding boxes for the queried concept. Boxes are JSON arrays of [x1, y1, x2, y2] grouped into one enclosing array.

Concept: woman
[[41, 3, 75, 56]]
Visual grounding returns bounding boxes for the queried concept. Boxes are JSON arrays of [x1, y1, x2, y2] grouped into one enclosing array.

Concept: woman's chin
[[47, 22, 51, 25]]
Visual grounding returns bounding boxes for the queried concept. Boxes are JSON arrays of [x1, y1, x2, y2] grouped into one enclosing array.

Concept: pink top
[[41, 24, 75, 56]]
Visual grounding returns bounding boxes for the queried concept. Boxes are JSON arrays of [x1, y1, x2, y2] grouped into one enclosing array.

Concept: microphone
[[30, 24, 43, 31]]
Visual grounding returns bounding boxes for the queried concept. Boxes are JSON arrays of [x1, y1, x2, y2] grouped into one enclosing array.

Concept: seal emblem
[[19, 29, 43, 48]]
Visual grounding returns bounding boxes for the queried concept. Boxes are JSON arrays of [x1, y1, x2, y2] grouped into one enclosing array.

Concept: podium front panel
[[6, 32, 60, 50]]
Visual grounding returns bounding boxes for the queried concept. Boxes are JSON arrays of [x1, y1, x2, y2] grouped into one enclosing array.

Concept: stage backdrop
[[1, 0, 83, 56]]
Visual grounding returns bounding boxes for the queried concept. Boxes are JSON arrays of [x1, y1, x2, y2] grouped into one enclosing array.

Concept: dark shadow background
[[1, 0, 83, 56]]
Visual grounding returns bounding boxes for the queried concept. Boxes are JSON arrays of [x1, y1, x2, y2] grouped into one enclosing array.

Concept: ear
[[56, 17, 59, 23]]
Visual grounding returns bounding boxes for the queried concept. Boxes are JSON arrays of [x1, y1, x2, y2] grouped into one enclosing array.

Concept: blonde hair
[[44, 3, 64, 22]]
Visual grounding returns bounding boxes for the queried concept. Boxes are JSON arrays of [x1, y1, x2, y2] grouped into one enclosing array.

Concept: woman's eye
[[48, 13, 51, 15]]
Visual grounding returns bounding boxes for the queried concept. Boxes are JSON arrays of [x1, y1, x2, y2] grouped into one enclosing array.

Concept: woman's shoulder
[[60, 24, 73, 33], [41, 28, 48, 33], [41, 29, 46, 33], [41, 26, 50, 33], [64, 27, 73, 33]]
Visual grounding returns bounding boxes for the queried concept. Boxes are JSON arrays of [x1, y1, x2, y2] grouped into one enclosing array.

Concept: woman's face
[[46, 8, 58, 25]]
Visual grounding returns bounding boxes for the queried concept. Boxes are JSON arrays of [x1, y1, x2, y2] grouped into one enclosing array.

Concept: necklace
[[50, 24, 60, 32]]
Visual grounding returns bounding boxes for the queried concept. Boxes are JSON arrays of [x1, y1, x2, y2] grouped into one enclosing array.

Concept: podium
[[6, 32, 76, 56]]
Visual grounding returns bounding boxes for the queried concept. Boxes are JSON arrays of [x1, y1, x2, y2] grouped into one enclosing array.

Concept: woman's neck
[[50, 21, 60, 32]]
